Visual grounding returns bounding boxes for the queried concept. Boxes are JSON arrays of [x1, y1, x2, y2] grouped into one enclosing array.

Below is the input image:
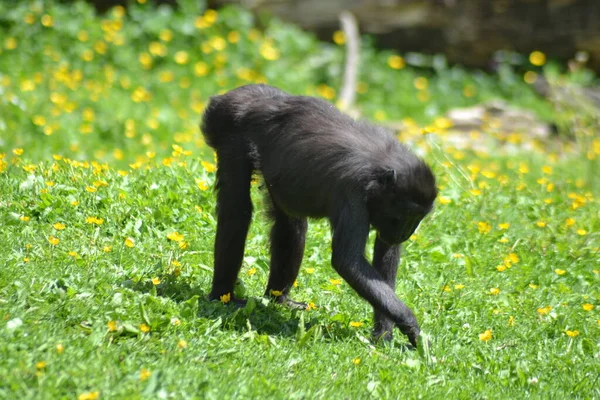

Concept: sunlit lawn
[[1, 1, 599, 399]]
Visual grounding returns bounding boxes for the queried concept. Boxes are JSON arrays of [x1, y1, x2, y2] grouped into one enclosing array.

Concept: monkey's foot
[[265, 292, 308, 310]]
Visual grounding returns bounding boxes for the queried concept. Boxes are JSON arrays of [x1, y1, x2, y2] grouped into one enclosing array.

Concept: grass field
[[1, 1, 599, 399]]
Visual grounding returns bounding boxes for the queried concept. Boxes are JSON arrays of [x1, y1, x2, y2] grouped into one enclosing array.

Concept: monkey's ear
[[378, 168, 397, 186]]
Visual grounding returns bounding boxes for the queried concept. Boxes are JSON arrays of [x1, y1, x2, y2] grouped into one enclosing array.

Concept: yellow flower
[[330, 278, 343, 285], [536, 221, 547, 228], [576, 229, 588, 236], [565, 330, 579, 338], [305, 268, 315, 274], [349, 321, 364, 328], [48, 236, 60, 246], [56, 343, 64, 354], [506, 253, 519, 264], [454, 284, 465, 290], [498, 223, 510, 230], [85, 186, 97, 193], [270, 290, 283, 297], [201, 160, 216, 173], [489, 288, 500, 295], [332, 30, 345, 45], [537, 306, 552, 315], [194, 61, 209, 76], [508, 316, 515, 326], [36, 361, 47, 369], [306, 302, 316, 310], [352, 357, 361, 365], [479, 329, 492, 342], [52, 222, 65, 231], [529, 51, 546, 66], [151, 277, 161, 285], [103, 246, 112, 253], [529, 283, 539, 289], [524, 71, 537, 84], [227, 31, 240, 43], [477, 221, 491, 234], [414, 77, 428, 90], [178, 339, 188, 349], [582, 303, 594, 311], [565, 218, 576, 227], [78, 391, 100, 400], [12, 148, 24, 156], [20, 216, 30, 222], [496, 265, 506, 272], [159, 29, 173, 42], [196, 179, 209, 191], [124, 237, 135, 248], [220, 293, 231, 304], [438, 196, 451, 205], [85, 216, 104, 225], [107, 320, 118, 331], [41, 15, 53, 27], [139, 368, 152, 381], [247, 268, 257, 276], [167, 231, 185, 242], [68, 251, 79, 258], [555, 269, 566, 276], [174, 51, 189, 64], [387, 55, 405, 69], [140, 323, 150, 333]]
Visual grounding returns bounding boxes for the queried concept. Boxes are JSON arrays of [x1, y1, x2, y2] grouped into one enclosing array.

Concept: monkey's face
[[368, 180, 436, 245], [370, 204, 428, 245]]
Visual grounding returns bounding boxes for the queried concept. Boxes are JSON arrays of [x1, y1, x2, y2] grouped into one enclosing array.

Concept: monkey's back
[[202, 84, 410, 217]]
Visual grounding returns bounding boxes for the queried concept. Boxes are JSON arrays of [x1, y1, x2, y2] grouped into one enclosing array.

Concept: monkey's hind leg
[[265, 202, 308, 309], [209, 144, 253, 305]]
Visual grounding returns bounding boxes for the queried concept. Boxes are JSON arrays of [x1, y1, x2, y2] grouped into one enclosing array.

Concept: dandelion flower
[[78, 391, 99, 400], [330, 278, 342, 285], [582, 303, 594, 311], [479, 329, 492, 341], [140, 323, 150, 333], [529, 51, 546, 66], [387, 55, 405, 70], [537, 306, 552, 315], [107, 321, 118, 332], [48, 236, 60, 245], [139, 368, 151, 381], [555, 269, 566, 276], [220, 293, 231, 304], [565, 330, 579, 338], [352, 357, 361, 365], [489, 288, 500, 295], [124, 237, 135, 248], [270, 290, 283, 297], [178, 339, 188, 349], [349, 321, 364, 328], [151, 277, 161, 285]]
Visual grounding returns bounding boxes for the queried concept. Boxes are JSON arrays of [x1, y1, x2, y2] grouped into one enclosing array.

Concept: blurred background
[[1, 0, 599, 171]]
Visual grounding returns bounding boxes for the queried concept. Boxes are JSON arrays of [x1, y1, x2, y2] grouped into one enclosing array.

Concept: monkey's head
[[367, 160, 437, 245]]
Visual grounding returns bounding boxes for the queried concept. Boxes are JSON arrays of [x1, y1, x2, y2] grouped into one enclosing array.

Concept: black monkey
[[201, 84, 437, 347]]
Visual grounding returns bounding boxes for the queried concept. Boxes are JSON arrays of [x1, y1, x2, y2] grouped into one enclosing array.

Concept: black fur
[[201, 84, 437, 347]]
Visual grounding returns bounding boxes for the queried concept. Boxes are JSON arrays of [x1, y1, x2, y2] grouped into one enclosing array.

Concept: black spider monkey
[[201, 84, 437, 347]]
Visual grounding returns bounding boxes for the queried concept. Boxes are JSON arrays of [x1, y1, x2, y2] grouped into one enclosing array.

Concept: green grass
[[1, 1, 600, 399]]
